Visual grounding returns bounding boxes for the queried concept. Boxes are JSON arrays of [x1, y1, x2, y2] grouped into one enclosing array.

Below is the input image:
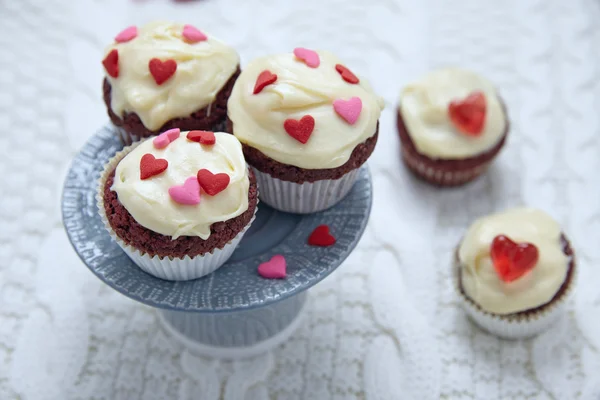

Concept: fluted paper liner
[[252, 167, 359, 214], [453, 252, 576, 339], [402, 148, 489, 186], [96, 141, 257, 281]]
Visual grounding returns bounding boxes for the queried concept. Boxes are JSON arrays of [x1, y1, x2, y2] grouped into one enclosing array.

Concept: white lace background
[[1, 0, 600, 398]]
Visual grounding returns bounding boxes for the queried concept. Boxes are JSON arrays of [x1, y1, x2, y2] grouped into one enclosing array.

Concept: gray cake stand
[[62, 125, 373, 359]]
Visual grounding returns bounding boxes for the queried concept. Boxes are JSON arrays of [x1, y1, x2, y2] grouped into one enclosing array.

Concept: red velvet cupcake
[[227, 48, 384, 213], [397, 68, 509, 186], [97, 130, 257, 281], [102, 22, 240, 144], [454, 208, 575, 338]]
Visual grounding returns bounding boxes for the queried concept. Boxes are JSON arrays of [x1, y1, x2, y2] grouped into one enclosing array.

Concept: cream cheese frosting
[[399, 67, 507, 159], [227, 51, 385, 169], [104, 21, 239, 131], [458, 208, 570, 315], [111, 132, 249, 240]]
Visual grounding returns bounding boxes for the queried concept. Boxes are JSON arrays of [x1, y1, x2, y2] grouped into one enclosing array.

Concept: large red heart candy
[[102, 49, 119, 78], [490, 235, 539, 283], [140, 154, 168, 180], [197, 169, 230, 196], [187, 130, 215, 145], [308, 225, 336, 247], [448, 91, 486, 136], [335, 64, 359, 84], [284, 115, 315, 144], [149, 58, 177, 85], [253, 70, 277, 94]]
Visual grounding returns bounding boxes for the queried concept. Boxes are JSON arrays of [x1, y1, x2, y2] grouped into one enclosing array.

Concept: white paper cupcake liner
[[252, 167, 359, 214], [96, 142, 257, 281], [453, 255, 576, 339], [401, 148, 489, 186]]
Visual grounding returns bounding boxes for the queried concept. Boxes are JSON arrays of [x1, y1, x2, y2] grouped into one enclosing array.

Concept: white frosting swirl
[[399, 67, 507, 159], [458, 208, 569, 315], [111, 132, 249, 240], [104, 21, 239, 131], [227, 51, 385, 169]]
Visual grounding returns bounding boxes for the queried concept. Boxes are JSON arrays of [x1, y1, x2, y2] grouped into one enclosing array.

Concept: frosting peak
[[458, 208, 570, 315], [227, 51, 384, 169], [104, 21, 239, 130]]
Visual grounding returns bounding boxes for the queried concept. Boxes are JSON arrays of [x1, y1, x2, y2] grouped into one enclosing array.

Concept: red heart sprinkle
[[102, 49, 119, 78], [490, 235, 539, 283], [197, 169, 230, 196], [140, 154, 168, 180], [149, 58, 177, 85], [253, 70, 278, 94], [284, 115, 315, 144], [335, 64, 359, 84], [308, 225, 336, 247], [448, 91, 487, 136], [187, 130, 216, 145]]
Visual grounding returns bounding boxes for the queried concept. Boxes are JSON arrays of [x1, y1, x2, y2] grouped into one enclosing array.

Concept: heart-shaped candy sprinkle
[[115, 26, 138, 43], [149, 58, 177, 85], [448, 91, 486, 136], [182, 24, 207, 43], [253, 70, 278, 94], [335, 64, 359, 84], [333, 97, 362, 125], [293, 47, 320, 68], [102, 49, 119, 78], [197, 169, 230, 196], [153, 128, 181, 149], [490, 235, 539, 283], [153, 135, 170, 149], [284, 115, 315, 144], [187, 130, 215, 145], [258, 255, 287, 279], [308, 225, 336, 247], [140, 154, 168, 180], [169, 177, 201, 205]]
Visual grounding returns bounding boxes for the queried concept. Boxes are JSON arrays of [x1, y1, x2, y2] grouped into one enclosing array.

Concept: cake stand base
[[157, 292, 308, 359]]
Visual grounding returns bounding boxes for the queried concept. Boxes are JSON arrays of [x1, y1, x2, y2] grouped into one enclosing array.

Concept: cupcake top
[[227, 49, 385, 169], [102, 21, 239, 131], [399, 68, 507, 159], [458, 208, 570, 315], [111, 130, 249, 240]]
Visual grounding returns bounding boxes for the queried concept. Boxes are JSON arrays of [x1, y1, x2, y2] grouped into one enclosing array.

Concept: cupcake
[[97, 129, 258, 281], [102, 21, 240, 144], [454, 207, 576, 339], [397, 68, 509, 186], [227, 48, 384, 213]]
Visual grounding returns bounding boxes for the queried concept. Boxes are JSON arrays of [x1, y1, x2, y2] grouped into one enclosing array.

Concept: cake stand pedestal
[[157, 292, 307, 359], [62, 125, 372, 359]]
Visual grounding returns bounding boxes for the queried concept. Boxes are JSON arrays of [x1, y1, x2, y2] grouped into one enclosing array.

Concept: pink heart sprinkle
[[153, 128, 181, 149], [115, 26, 138, 43], [182, 24, 207, 43], [169, 177, 201, 205], [153, 135, 170, 149], [258, 255, 287, 279], [293, 47, 320, 68], [164, 128, 181, 141], [333, 96, 362, 125]]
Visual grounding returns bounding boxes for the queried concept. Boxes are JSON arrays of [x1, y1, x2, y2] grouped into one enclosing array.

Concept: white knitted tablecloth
[[2, 0, 600, 399]]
